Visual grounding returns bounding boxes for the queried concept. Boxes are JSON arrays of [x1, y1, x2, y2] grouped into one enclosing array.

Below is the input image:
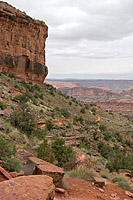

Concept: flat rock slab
[[29, 157, 64, 173], [0, 175, 55, 200], [29, 157, 64, 188], [0, 166, 12, 180]]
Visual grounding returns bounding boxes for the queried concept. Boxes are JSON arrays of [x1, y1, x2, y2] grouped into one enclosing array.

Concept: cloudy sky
[[3, 0, 133, 79]]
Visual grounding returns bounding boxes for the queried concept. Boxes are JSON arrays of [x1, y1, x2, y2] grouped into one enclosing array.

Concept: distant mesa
[[0, 1, 48, 83]]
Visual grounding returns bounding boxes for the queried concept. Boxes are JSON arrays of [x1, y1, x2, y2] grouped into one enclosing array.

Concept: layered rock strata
[[0, 1, 48, 83]]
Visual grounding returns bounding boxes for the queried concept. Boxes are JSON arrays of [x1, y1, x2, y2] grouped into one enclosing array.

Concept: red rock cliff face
[[0, 1, 48, 83]]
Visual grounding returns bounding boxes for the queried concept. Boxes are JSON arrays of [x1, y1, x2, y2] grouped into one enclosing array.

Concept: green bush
[[46, 120, 53, 131], [73, 115, 84, 125], [60, 108, 70, 119], [13, 94, 29, 103], [91, 107, 96, 115], [3, 157, 22, 172], [0, 134, 21, 172], [99, 124, 106, 132], [68, 168, 97, 182], [69, 101, 72, 106], [37, 138, 55, 163], [103, 132, 111, 141], [52, 137, 74, 167], [106, 150, 133, 173], [80, 107, 86, 114], [97, 142, 113, 159], [93, 132, 99, 141], [0, 134, 16, 159], [0, 101, 6, 110], [112, 176, 131, 191]]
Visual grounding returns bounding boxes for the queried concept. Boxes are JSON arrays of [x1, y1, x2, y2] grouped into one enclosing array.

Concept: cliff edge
[[0, 1, 48, 83]]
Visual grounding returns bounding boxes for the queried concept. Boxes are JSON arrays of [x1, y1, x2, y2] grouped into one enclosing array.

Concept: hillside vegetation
[[0, 72, 133, 174]]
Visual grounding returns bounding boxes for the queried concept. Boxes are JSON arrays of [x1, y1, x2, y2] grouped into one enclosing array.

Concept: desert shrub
[[52, 137, 74, 167], [55, 106, 59, 111], [0, 134, 21, 172], [46, 120, 53, 131], [39, 93, 44, 100], [60, 108, 70, 119], [114, 132, 123, 143], [85, 120, 98, 126], [118, 181, 131, 191], [37, 138, 55, 163], [34, 92, 39, 99], [34, 128, 45, 139], [112, 176, 128, 183], [73, 115, 84, 125], [125, 139, 133, 148], [101, 172, 110, 179], [13, 94, 29, 103], [97, 142, 113, 159], [60, 131, 66, 137], [4, 123, 12, 134], [91, 107, 96, 115], [80, 137, 90, 148], [69, 101, 72, 106], [68, 168, 97, 182], [10, 110, 36, 137], [93, 132, 99, 141], [85, 104, 89, 109], [0, 134, 15, 159], [103, 132, 111, 141], [99, 124, 106, 132], [0, 101, 6, 110], [80, 107, 86, 114], [112, 176, 131, 191], [90, 103, 96, 107], [32, 84, 41, 92], [3, 157, 22, 172], [106, 150, 133, 173]]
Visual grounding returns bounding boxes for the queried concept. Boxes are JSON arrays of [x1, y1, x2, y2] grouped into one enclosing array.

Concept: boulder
[[29, 157, 64, 188], [0, 2, 48, 84], [0, 175, 55, 200], [93, 177, 105, 187]]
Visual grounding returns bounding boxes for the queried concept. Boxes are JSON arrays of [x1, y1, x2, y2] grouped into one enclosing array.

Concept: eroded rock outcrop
[[0, 1, 48, 83], [0, 175, 55, 200], [28, 157, 64, 188], [59, 86, 118, 97]]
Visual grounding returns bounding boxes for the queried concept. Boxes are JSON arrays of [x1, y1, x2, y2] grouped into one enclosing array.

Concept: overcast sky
[[3, 0, 133, 79]]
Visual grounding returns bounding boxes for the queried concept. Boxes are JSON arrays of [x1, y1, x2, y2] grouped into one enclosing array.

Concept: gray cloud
[[2, 0, 133, 76]]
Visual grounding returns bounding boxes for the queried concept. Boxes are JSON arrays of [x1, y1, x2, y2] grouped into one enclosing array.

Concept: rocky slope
[[0, 1, 48, 83], [0, 73, 133, 199]]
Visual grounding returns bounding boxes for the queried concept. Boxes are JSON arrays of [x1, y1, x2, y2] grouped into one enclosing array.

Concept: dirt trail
[[55, 175, 132, 200]]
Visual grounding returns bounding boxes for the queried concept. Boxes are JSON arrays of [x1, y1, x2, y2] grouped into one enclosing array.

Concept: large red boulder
[[0, 175, 55, 200]]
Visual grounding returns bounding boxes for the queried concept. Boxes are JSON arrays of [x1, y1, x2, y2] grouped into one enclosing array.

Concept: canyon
[[45, 80, 133, 119]]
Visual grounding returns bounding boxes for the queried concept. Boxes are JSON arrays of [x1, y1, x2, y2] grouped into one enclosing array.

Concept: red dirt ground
[[55, 175, 132, 200]]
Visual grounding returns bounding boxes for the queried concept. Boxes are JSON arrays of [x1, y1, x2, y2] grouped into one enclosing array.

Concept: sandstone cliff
[[0, 1, 48, 83], [59, 86, 118, 97]]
